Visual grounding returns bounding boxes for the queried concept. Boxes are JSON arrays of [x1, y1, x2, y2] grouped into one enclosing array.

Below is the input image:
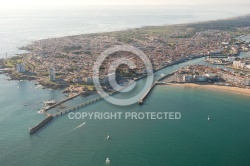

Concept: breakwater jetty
[[52, 82, 135, 117], [52, 95, 104, 117], [29, 115, 53, 134], [138, 71, 177, 105], [29, 70, 177, 134], [29, 85, 126, 134]]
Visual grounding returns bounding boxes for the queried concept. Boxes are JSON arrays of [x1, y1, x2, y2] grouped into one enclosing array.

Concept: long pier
[[29, 71, 175, 134], [52, 95, 104, 117], [138, 71, 177, 105], [52, 82, 134, 117], [29, 115, 53, 134], [29, 84, 127, 134], [30, 94, 81, 134]]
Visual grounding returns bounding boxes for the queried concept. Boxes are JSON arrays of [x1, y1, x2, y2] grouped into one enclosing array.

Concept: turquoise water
[[1, 5, 250, 164], [0, 58, 250, 165]]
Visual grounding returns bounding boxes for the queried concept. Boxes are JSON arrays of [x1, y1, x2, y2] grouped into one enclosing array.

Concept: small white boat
[[38, 110, 44, 114], [106, 158, 110, 165], [208, 115, 210, 121], [107, 134, 110, 140], [24, 104, 27, 106]]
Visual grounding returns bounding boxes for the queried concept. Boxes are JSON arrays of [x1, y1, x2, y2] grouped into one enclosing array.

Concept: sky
[[0, 0, 249, 10]]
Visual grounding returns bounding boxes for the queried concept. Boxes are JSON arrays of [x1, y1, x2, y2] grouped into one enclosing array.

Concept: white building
[[16, 63, 25, 73], [233, 61, 240, 68], [49, 68, 56, 81], [233, 61, 245, 69]]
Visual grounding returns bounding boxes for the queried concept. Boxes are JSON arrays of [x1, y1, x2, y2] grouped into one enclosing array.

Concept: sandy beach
[[170, 83, 250, 97]]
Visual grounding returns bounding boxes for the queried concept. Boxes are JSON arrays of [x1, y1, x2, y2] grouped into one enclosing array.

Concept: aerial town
[[1, 16, 250, 92]]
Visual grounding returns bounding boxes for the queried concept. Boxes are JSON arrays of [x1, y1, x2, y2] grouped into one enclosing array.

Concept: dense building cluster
[[165, 65, 250, 87], [23, 28, 235, 85]]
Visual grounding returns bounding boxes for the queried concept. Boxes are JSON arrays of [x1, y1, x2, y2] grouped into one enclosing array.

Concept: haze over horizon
[[1, 0, 250, 11]]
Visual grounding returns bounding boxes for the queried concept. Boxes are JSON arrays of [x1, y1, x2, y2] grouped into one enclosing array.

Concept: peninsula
[[1, 14, 250, 93]]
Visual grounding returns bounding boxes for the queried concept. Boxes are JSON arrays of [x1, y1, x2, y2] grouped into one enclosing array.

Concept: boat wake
[[70, 122, 86, 132]]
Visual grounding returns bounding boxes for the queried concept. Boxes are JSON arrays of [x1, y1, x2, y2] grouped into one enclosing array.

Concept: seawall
[[29, 116, 53, 134]]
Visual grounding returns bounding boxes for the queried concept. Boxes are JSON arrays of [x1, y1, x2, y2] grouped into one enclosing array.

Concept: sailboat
[[106, 158, 110, 165], [107, 133, 110, 140]]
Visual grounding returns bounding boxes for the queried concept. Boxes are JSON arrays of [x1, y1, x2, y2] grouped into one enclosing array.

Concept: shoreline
[[170, 83, 250, 97], [17, 13, 250, 46]]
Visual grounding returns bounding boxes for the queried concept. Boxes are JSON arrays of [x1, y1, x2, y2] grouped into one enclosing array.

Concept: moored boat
[[44, 100, 56, 106]]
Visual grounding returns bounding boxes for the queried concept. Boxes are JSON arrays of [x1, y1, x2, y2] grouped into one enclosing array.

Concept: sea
[[0, 5, 250, 166], [1, 4, 250, 58]]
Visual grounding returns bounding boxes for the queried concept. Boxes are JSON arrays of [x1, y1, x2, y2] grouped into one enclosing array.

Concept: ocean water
[[0, 58, 250, 165], [1, 5, 250, 165], [1, 4, 250, 58]]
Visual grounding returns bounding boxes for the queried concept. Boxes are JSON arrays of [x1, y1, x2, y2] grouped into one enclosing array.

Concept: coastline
[[170, 83, 250, 97], [2, 14, 249, 92]]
